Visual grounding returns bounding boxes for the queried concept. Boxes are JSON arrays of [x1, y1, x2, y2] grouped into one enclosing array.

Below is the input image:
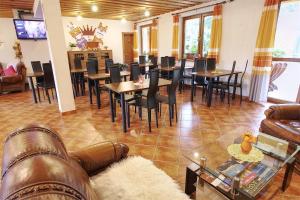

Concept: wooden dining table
[[191, 69, 242, 107], [86, 71, 130, 109], [104, 78, 171, 132], [26, 72, 44, 103]]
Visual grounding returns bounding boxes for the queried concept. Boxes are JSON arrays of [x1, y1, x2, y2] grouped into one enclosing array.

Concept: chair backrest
[[147, 69, 159, 108], [42, 63, 55, 87], [240, 60, 248, 84], [179, 59, 186, 78], [139, 56, 146, 64], [161, 57, 169, 68], [148, 55, 154, 62], [168, 57, 176, 67], [150, 56, 158, 65], [227, 61, 236, 84], [109, 64, 121, 83], [169, 69, 180, 104], [206, 58, 216, 71], [194, 58, 206, 72], [87, 59, 98, 74], [74, 57, 82, 69], [105, 59, 113, 73], [31, 61, 43, 72], [130, 62, 140, 81]]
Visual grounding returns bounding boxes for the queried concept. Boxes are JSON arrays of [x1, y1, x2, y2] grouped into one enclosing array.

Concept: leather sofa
[[260, 104, 300, 172], [0, 125, 129, 200], [0, 62, 27, 93]]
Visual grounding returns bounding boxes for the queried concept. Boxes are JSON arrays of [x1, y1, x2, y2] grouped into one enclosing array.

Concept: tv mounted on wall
[[13, 19, 47, 40]]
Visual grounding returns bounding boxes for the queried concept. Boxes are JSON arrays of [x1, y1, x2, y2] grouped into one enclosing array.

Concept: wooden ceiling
[[0, 0, 211, 21]]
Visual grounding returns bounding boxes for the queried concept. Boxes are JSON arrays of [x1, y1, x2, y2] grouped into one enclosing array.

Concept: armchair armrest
[[0, 75, 22, 83], [69, 141, 129, 176], [265, 104, 300, 120]]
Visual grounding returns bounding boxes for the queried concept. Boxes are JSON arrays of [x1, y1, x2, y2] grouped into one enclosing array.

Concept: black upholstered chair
[[130, 62, 140, 81], [157, 68, 180, 126], [127, 69, 159, 132], [178, 59, 186, 93], [105, 59, 113, 73], [192, 58, 207, 97], [37, 63, 56, 104], [206, 58, 216, 71]]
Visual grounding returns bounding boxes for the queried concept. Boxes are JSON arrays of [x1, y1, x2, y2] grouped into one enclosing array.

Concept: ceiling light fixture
[[121, 18, 127, 24], [144, 10, 150, 17], [76, 15, 82, 21], [91, 5, 98, 12]]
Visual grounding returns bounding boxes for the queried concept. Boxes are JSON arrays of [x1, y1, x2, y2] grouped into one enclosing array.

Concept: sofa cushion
[[3, 66, 16, 76], [91, 156, 190, 200], [0, 75, 22, 83]]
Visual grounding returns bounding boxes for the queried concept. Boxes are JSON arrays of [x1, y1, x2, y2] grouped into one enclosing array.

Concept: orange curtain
[[249, 0, 279, 102], [171, 15, 179, 60], [207, 5, 222, 63], [150, 19, 158, 57], [133, 23, 139, 62]]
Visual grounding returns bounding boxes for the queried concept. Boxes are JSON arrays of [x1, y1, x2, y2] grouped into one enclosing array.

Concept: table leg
[[109, 90, 115, 122], [191, 74, 195, 102], [88, 79, 93, 104], [120, 93, 127, 133], [94, 80, 101, 109], [207, 78, 213, 107], [28, 77, 38, 103], [232, 73, 239, 100], [282, 157, 296, 191], [185, 165, 198, 196]]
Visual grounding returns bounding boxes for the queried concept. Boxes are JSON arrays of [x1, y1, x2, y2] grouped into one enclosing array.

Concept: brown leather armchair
[[0, 62, 27, 93], [260, 104, 300, 172], [0, 125, 129, 200]]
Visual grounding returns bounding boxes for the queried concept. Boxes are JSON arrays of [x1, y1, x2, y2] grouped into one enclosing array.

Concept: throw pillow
[[3, 65, 17, 76]]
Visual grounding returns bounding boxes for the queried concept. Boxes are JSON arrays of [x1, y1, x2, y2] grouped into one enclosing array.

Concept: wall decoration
[[12, 41, 23, 61], [68, 22, 108, 50]]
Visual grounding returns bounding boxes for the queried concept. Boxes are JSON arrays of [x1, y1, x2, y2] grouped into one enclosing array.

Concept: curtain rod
[[135, 17, 159, 24], [172, 0, 234, 16]]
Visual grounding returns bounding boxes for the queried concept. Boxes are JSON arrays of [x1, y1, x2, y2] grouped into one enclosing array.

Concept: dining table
[[86, 71, 130, 109], [104, 78, 171, 132], [191, 69, 242, 107], [26, 72, 44, 103]]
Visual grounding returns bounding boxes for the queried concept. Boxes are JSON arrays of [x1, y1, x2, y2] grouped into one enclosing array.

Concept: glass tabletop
[[183, 132, 300, 198]]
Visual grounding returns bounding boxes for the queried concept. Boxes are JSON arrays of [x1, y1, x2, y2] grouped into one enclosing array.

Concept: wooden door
[[122, 32, 134, 64]]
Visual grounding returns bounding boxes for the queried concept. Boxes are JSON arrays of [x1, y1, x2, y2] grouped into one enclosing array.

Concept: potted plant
[[69, 42, 77, 50]]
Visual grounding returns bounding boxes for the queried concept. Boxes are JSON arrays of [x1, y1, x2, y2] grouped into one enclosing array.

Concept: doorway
[[122, 32, 134, 64]]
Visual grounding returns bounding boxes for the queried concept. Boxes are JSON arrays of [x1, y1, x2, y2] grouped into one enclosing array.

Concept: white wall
[[62, 17, 133, 63]]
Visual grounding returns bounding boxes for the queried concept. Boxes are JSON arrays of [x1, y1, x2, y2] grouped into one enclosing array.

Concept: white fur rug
[[91, 156, 191, 200]]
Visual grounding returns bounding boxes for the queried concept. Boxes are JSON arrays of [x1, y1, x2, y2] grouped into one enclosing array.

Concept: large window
[[268, 0, 300, 102], [273, 0, 300, 61], [182, 13, 213, 59], [140, 24, 151, 55]]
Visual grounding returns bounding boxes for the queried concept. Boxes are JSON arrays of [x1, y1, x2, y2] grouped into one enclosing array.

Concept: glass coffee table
[[183, 132, 300, 200]]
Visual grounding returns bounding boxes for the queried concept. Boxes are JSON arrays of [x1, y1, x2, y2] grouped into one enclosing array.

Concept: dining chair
[[168, 56, 176, 67], [38, 63, 56, 104], [161, 57, 169, 68], [213, 61, 236, 105], [193, 58, 207, 98], [31, 61, 45, 102], [105, 58, 113, 73], [206, 58, 216, 71], [87, 59, 99, 74], [157, 68, 180, 126], [74, 57, 82, 69], [130, 62, 140, 81], [127, 69, 159, 132], [139, 56, 146, 64], [178, 59, 186, 93]]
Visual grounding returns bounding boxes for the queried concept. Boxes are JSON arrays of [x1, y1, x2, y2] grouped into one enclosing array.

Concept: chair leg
[[240, 86, 243, 104], [51, 89, 55, 100], [227, 87, 230, 105], [175, 102, 178, 123], [45, 89, 51, 104], [139, 106, 142, 120], [168, 104, 172, 127], [37, 87, 41, 102], [148, 108, 151, 132], [127, 104, 130, 128], [155, 106, 158, 128], [113, 99, 117, 118], [159, 103, 162, 117]]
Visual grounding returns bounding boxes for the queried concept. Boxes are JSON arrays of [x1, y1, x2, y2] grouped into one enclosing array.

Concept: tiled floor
[[0, 88, 299, 200]]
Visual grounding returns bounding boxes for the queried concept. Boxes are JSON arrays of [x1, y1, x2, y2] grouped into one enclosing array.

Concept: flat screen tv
[[13, 19, 47, 40]]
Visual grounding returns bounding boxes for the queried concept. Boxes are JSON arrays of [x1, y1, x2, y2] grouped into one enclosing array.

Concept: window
[[140, 24, 151, 55], [182, 13, 213, 59], [273, 0, 300, 61]]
